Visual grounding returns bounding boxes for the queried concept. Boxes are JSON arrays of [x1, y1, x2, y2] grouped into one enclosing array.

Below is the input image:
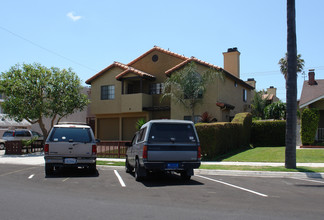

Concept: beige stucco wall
[[95, 112, 149, 141], [90, 67, 123, 115], [170, 64, 252, 122]]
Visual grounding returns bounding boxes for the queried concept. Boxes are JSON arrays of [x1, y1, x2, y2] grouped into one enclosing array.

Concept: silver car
[[44, 122, 97, 176]]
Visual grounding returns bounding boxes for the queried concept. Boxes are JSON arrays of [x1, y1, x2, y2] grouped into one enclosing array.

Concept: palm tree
[[251, 90, 269, 119], [285, 0, 297, 169], [278, 53, 304, 80], [162, 62, 223, 122]]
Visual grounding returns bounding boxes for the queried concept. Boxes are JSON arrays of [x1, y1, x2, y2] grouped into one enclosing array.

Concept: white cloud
[[67, 12, 82, 22]]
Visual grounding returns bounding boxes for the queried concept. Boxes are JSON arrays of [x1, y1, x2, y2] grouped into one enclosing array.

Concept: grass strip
[[199, 165, 324, 173], [210, 147, 324, 163], [97, 161, 125, 166]]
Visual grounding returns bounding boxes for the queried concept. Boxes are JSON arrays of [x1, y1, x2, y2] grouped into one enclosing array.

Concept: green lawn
[[96, 147, 324, 173], [211, 147, 324, 163]]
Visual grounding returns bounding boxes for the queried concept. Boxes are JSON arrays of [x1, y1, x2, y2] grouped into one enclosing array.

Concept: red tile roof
[[115, 65, 155, 81], [299, 79, 324, 108], [85, 62, 124, 84], [85, 61, 155, 84], [127, 46, 188, 66], [165, 56, 222, 76], [165, 56, 254, 90], [262, 94, 274, 100], [86, 46, 254, 90]]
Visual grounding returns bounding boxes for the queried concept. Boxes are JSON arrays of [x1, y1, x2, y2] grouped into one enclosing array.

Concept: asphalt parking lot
[[1, 164, 324, 220]]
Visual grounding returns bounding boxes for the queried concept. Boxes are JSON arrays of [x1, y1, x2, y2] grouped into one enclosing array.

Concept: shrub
[[195, 112, 252, 160], [301, 108, 320, 145], [264, 102, 286, 120], [251, 120, 286, 147]]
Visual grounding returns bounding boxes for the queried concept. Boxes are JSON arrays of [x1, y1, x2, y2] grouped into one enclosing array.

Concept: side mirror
[[125, 142, 132, 147], [96, 139, 101, 143]]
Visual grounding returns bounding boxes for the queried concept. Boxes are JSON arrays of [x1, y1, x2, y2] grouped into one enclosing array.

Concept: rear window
[[148, 123, 197, 143], [48, 127, 92, 143], [3, 131, 13, 137], [15, 130, 31, 137]]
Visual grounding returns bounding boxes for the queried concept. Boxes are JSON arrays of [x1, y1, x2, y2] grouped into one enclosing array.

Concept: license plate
[[167, 163, 179, 169], [64, 158, 77, 164]]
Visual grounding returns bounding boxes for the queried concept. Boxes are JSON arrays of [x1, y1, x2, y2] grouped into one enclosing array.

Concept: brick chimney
[[223, 47, 240, 78], [308, 69, 317, 85], [267, 86, 277, 96], [245, 78, 256, 89]]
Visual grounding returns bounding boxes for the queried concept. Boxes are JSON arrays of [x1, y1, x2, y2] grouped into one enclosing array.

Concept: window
[[49, 127, 92, 143], [101, 85, 115, 100], [148, 123, 197, 143], [152, 54, 159, 62], [150, 83, 164, 94], [243, 89, 247, 102], [137, 127, 147, 142]]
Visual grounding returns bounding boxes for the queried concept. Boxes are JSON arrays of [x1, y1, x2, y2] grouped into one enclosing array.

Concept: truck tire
[[89, 163, 96, 174], [180, 170, 192, 181], [135, 159, 144, 181], [45, 163, 54, 176], [125, 157, 133, 173]]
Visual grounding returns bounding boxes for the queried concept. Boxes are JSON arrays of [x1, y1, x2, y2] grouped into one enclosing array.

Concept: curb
[[195, 169, 324, 179]]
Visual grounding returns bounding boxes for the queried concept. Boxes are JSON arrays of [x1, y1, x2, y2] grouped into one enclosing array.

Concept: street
[[0, 164, 324, 220]]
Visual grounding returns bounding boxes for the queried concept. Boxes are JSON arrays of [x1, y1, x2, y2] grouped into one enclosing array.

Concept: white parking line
[[0, 167, 36, 177], [114, 170, 126, 187], [290, 177, 324, 184], [28, 174, 35, 179], [196, 175, 268, 198]]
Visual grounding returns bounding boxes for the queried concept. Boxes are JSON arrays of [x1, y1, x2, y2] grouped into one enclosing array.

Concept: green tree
[[251, 90, 269, 119], [162, 62, 223, 122], [0, 63, 89, 139], [264, 102, 286, 120], [285, 0, 297, 169], [278, 53, 304, 80]]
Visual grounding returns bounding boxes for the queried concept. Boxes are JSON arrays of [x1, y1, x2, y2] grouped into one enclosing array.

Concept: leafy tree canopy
[[0, 63, 89, 138], [264, 101, 286, 120], [162, 62, 223, 122]]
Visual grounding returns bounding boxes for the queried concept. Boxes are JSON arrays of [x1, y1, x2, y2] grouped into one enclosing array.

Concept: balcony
[[121, 93, 152, 113]]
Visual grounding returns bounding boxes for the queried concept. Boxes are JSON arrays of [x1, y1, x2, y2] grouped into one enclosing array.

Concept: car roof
[[141, 119, 194, 128], [53, 124, 90, 129]]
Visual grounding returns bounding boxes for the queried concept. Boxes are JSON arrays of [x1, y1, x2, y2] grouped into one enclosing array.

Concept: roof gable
[[165, 57, 254, 90], [299, 79, 324, 108], [127, 46, 188, 66]]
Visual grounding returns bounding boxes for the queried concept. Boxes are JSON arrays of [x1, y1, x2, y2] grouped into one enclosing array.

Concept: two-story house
[[86, 46, 255, 141]]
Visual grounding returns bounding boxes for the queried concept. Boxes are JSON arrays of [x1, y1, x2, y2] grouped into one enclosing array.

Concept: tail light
[[197, 146, 201, 159], [44, 144, 49, 155], [143, 145, 148, 159], [92, 145, 97, 155]]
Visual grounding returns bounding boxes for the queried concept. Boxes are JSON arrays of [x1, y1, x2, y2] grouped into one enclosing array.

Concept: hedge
[[301, 108, 320, 145], [251, 120, 286, 147], [195, 112, 252, 160]]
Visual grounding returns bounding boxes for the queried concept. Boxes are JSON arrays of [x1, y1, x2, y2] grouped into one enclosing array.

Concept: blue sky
[[1, 0, 323, 102]]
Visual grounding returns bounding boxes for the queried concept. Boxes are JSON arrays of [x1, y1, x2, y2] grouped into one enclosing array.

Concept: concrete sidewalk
[[1, 150, 324, 168]]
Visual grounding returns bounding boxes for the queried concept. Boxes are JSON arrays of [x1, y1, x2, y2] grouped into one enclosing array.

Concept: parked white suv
[[44, 122, 97, 176]]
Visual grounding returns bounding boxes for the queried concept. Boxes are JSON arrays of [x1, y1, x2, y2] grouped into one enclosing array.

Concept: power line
[[0, 25, 98, 72]]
